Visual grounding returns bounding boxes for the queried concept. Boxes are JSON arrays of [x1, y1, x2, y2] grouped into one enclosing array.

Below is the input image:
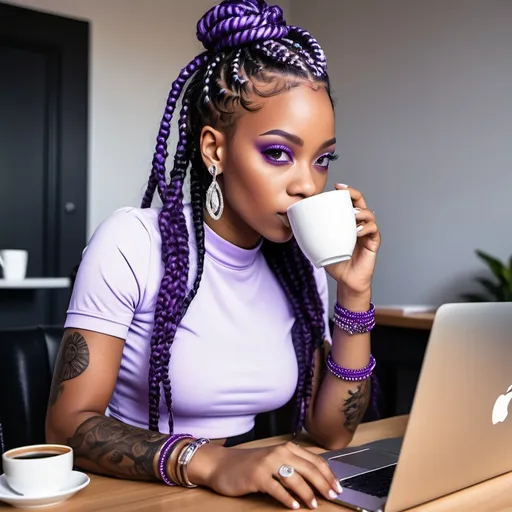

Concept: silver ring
[[278, 464, 295, 478]]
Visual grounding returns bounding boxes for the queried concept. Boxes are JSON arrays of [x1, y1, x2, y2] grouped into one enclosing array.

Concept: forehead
[[232, 80, 335, 144]]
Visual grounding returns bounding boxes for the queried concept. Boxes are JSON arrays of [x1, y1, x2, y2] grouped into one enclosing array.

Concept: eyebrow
[[259, 129, 336, 150]]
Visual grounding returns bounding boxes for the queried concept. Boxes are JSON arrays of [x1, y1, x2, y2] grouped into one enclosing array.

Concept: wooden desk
[[375, 309, 435, 330], [5, 415, 511, 511]]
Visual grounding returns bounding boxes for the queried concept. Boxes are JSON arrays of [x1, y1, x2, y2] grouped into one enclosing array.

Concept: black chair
[[0, 325, 63, 471], [0, 321, 378, 473]]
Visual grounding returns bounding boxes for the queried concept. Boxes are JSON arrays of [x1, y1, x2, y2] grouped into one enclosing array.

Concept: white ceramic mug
[[2, 444, 73, 496], [287, 189, 357, 268], [0, 249, 28, 280]]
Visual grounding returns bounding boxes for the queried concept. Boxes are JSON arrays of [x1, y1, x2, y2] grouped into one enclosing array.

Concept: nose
[[286, 164, 317, 199]]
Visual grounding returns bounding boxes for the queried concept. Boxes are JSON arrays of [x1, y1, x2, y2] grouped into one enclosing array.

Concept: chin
[[262, 226, 294, 244]]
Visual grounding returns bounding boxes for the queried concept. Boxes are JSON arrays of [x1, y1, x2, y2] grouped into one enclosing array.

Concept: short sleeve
[[64, 208, 151, 339], [313, 267, 332, 344]]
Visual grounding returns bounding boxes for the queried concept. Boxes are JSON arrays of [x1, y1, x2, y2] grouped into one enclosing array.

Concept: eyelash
[[260, 144, 339, 169], [260, 144, 293, 165], [316, 152, 339, 169]]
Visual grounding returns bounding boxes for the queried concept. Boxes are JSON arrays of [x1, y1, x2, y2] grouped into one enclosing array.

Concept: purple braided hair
[[142, 0, 370, 436], [143, 54, 209, 431]]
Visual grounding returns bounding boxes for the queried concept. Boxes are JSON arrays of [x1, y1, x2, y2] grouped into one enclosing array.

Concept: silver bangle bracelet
[[177, 437, 210, 488]]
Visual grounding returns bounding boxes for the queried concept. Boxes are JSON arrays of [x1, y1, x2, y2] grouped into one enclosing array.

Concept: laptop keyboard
[[341, 464, 396, 498]]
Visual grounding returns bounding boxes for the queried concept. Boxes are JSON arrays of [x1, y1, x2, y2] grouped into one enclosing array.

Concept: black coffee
[[13, 452, 61, 460]]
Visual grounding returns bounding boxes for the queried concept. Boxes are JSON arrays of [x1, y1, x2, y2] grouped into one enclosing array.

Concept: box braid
[[141, 0, 334, 434]]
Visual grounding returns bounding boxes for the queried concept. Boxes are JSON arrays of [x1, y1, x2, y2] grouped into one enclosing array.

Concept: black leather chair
[[0, 325, 63, 472], [0, 322, 378, 473]]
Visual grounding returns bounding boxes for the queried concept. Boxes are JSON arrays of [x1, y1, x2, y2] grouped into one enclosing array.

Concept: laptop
[[322, 302, 512, 512]]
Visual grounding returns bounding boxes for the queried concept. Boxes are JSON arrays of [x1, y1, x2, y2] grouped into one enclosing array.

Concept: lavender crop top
[[65, 205, 332, 438]]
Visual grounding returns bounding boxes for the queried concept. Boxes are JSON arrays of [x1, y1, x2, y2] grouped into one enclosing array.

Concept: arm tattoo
[[67, 416, 167, 481], [342, 379, 371, 432], [49, 331, 90, 406]]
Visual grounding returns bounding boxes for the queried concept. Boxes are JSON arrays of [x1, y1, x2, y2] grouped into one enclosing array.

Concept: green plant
[[462, 250, 512, 302]]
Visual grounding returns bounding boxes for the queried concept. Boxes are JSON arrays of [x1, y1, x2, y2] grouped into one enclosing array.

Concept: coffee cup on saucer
[[287, 189, 357, 268], [2, 444, 73, 496]]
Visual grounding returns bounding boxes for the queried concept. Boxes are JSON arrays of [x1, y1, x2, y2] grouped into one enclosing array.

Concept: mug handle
[[0, 254, 3, 269]]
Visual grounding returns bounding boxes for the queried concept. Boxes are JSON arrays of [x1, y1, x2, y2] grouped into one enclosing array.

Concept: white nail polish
[[336, 183, 349, 188], [356, 225, 364, 232], [336, 482, 343, 493], [329, 489, 338, 498], [311, 498, 318, 509], [292, 501, 300, 510], [353, 208, 361, 214]]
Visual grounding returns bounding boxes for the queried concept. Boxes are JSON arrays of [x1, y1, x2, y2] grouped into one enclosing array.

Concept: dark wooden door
[[0, 3, 88, 328]]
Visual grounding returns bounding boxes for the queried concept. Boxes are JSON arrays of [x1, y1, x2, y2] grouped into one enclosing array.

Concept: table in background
[[7, 415, 512, 511], [372, 309, 436, 418], [0, 278, 70, 329], [375, 309, 435, 330]]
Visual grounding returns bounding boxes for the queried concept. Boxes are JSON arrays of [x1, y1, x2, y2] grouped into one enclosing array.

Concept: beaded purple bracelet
[[158, 433, 193, 486], [326, 352, 376, 381], [333, 301, 376, 335]]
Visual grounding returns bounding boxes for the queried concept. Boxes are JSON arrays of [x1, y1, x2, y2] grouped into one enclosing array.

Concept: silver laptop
[[322, 302, 512, 512]]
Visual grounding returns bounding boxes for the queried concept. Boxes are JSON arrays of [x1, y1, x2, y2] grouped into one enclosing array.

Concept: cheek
[[316, 171, 329, 191], [224, 152, 281, 205]]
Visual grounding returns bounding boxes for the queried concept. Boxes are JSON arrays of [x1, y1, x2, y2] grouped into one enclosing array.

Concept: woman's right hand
[[189, 441, 343, 510]]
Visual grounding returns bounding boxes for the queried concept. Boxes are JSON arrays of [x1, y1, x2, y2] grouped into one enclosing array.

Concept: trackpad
[[329, 448, 398, 470]]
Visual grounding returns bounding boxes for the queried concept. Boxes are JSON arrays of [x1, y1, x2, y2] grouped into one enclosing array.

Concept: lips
[[278, 213, 290, 228]]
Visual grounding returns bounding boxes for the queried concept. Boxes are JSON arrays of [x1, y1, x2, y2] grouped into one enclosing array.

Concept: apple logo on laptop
[[492, 385, 512, 425]]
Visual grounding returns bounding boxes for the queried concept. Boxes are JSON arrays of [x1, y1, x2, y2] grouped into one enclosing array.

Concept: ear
[[200, 125, 226, 175]]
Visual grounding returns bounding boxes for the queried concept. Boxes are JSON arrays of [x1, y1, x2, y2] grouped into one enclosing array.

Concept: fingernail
[[292, 501, 300, 509], [311, 498, 318, 509], [356, 225, 364, 232], [353, 208, 361, 214], [329, 489, 338, 499], [336, 482, 343, 493], [336, 183, 349, 188]]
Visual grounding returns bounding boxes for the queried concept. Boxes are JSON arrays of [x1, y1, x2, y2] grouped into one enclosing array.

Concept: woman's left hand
[[324, 183, 381, 297]]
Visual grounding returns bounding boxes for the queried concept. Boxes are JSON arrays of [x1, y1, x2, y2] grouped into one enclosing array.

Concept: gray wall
[[290, 0, 512, 307]]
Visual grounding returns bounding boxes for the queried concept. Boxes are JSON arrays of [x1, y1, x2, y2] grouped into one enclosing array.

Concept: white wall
[[8, 0, 292, 237], [290, 0, 512, 306], [11, 0, 504, 307], [4, 0, 216, 235], [7, 0, 293, 236]]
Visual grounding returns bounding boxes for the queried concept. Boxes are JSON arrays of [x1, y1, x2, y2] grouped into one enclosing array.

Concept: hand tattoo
[[49, 331, 89, 406], [67, 416, 167, 481], [342, 379, 371, 432]]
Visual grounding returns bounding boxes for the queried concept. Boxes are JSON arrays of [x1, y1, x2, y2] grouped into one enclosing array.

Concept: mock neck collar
[[204, 221, 263, 270]]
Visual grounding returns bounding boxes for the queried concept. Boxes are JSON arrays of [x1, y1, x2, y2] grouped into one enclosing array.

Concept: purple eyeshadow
[[257, 143, 294, 165]]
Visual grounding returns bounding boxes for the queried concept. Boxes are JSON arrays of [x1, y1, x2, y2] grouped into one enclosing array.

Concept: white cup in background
[[1, 444, 73, 496], [0, 249, 28, 280], [287, 189, 357, 268]]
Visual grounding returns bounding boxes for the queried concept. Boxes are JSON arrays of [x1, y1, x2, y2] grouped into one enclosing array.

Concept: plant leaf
[[461, 293, 491, 302], [475, 277, 504, 301], [475, 250, 507, 285], [503, 267, 512, 288]]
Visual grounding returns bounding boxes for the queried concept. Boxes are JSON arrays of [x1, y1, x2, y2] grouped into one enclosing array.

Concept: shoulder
[[82, 206, 167, 266], [88, 207, 160, 248], [88, 203, 193, 247], [77, 207, 163, 298]]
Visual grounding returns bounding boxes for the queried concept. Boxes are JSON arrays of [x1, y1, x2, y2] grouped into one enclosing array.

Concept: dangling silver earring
[[206, 164, 224, 220]]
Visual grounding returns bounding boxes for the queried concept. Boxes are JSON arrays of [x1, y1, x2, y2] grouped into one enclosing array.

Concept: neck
[[203, 207, 262, 249]]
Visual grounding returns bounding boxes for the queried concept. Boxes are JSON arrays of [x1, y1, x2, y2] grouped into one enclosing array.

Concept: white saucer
[[0, 471, 90, 508]]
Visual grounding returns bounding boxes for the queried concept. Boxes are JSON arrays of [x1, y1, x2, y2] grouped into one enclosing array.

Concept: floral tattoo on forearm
[[342, 379, 371, 432]]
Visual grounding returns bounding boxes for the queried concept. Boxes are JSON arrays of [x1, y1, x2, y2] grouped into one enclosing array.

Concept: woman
[[46, 1, 380, 509]]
